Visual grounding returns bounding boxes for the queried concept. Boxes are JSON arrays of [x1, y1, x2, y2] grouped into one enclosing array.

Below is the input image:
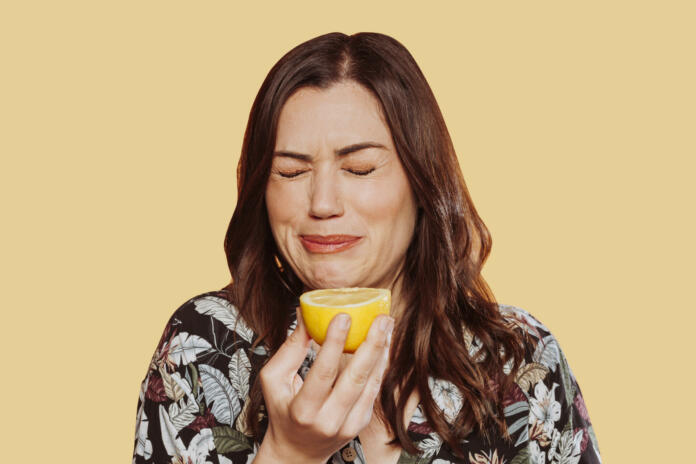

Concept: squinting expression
[[265, 80, 418, 291]]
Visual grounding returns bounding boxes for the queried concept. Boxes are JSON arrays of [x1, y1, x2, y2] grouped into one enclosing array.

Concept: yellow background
[[2, 1, 693, 462]]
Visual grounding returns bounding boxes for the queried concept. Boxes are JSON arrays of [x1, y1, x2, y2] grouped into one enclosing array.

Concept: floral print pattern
[[133, 290, 601, 463]]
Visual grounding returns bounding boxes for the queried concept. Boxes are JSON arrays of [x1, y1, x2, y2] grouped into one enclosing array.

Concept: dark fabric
[[132, 289, 601, 463]]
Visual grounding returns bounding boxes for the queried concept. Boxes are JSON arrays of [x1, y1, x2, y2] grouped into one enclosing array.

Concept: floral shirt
[[133, 290, 601, 464]]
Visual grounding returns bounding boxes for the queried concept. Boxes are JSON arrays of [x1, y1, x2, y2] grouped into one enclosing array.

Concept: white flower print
[[529, 380, 561, 436], [428, 377, 463, 423], [133, 293, 601, 464]]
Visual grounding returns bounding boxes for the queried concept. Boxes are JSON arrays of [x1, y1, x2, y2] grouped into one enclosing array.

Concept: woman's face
[[265, 80, 418, 291]]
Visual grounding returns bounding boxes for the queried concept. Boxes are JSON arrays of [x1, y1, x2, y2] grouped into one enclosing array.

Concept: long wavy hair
[[222, 32, 528, 458]]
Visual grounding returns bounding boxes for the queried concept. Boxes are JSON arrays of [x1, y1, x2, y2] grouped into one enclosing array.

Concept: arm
[[527, 333, 602, 463], [132, 296, 257, 464]]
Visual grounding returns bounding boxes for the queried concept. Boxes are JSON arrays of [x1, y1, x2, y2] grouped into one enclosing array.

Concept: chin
[[304, 264, 360, 289], [307, 276, 356, 290]]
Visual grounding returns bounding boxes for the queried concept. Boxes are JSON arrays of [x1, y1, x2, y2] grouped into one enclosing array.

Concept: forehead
[[275, 81, 393, 149]]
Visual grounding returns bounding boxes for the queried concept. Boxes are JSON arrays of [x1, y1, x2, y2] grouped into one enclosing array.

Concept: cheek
[[352, 178, 417, 239], [266, 182, 306, 249]]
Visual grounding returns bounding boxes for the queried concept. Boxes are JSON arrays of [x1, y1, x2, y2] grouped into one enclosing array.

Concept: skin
[[257, 81, 421, 463], [265, 80, 419, 311]]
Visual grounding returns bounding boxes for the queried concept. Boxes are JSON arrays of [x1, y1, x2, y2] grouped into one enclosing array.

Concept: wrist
[[256, 437, 323, 464]]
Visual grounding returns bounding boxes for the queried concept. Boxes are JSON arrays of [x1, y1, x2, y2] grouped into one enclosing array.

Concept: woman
[[133, 32, 601, 463]]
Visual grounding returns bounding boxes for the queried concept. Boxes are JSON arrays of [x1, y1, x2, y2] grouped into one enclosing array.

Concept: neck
[[388, 274, 408, 321]]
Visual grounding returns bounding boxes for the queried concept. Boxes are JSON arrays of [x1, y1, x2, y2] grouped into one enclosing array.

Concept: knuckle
[[322, 420, 341, 438], [314, 365, 338, 382], [368, 373, 383, 392], [373, 336, 388, 350], [338, 424, 358, 441], [289, 406, 314, 427], [348, 367, 370, 386]]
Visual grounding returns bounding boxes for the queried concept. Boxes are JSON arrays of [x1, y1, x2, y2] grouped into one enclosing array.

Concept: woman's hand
[[255, 308, 394, 464]]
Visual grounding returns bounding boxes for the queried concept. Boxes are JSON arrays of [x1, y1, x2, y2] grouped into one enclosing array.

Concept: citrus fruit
[[299, 287, 391, 353]]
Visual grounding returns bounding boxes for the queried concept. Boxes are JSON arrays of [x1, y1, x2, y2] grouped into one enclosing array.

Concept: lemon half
[[299, 287, 391, 353]]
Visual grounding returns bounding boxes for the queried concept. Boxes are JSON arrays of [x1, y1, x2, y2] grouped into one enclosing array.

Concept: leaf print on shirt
[[548, 427, 583, 464], [533, 335, 561, 373], [527, 440, 545, 464], [417, 433, 444, 458], [168, 396, 199, 432], [212, 426, 252, 453], [235, 395, 253, 437], [159, 365, 186, 401], [133, 294, 602, 464], [514, 362, 550, 392], [168, 332, 213, 366], [198, 364, 241, 426], [229, 348, 251, 399], [159, 404, 216, 463], [145, 373, 168, 403], [134, 409, 153, 460], [468, 449, 505, 464], [194, 295, 255, 344]]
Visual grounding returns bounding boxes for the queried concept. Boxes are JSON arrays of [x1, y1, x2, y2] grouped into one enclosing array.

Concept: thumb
[[294, 306, 307, 333]]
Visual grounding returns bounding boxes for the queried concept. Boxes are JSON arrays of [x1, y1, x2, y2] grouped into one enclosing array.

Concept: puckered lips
[[299, 234, 362, 254]]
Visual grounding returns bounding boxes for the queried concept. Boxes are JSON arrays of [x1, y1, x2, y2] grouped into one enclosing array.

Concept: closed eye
[[277, 170, 308, 178], [345, 167, 375, 176]]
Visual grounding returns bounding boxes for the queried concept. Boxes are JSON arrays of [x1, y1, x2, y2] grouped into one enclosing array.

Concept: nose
[[308, 168, 343, 219]]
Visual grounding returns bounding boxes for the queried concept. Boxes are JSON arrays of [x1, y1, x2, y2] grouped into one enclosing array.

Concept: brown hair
[[222, 32, 528, 458]]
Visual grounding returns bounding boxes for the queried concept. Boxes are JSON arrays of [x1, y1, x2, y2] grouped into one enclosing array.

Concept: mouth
[[299, 234, 363, 254]]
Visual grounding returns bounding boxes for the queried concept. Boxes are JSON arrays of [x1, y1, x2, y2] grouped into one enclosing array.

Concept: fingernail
[[337, 313, 351, 329]]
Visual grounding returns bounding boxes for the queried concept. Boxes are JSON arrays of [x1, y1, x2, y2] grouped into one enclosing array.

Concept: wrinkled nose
[[309, 170, 343, 219]]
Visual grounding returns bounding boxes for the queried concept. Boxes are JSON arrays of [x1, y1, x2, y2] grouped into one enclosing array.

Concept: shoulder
[[495, 304, 603, 462], [463, 302, 561, 368], [167, 289, 238, 322], [497, 302, 553, 337], [161, 289, 257, 345], [496, 303, 566, 370], [145, 289, 261, 376], [134, 290, 262, 462]]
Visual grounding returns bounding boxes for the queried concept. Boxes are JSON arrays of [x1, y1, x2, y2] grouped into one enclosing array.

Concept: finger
[[292, 373, 304, 396], [320, 314, 394, 422], [340, 332, 391, 435], [293, 312, 351, 408], [260, 307, 311, 400]]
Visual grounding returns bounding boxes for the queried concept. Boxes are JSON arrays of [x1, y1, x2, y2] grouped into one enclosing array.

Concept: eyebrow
[[273, 142, 387, 161]]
